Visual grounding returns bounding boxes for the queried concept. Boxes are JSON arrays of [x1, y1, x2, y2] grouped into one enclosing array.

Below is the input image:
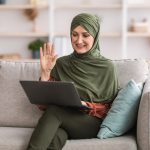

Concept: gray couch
[[0, 59, 149, 150]]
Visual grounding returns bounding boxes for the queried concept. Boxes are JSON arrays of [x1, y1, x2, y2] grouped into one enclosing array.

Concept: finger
[[49, 43, 53, 56], [40, 47, 43, 69], [40, 47, 43, 58], [47, 43, 51, 55], [51, 44, 55, 57], [43, 43, 47, 56], [52, 54, 58, 63]]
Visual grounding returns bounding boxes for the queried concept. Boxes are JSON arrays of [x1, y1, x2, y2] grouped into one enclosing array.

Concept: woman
[[27, 13, 119, 150]]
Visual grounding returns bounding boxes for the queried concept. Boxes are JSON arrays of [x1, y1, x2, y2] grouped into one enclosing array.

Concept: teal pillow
[[97, 79, 143, 139]]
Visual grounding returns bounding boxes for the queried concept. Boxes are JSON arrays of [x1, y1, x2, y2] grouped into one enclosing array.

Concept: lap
[[45, 105, 102, 139]]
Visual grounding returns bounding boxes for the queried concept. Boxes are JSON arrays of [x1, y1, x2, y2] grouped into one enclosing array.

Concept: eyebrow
[[72, 31, 89, 34]]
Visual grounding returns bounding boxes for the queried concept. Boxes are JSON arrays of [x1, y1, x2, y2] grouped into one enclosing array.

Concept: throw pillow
[[97, 79, 143, 139]]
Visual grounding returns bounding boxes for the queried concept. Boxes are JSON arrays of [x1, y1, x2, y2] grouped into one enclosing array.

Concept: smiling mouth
[[76, 44, 86, 49]]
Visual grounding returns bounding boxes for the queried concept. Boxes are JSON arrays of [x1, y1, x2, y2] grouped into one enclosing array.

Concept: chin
[[75, 51, 86, 54], [74, 49, 87, 54]]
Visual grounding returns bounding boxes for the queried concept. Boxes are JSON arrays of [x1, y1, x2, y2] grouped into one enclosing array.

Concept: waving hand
[[40, 43, 57, 81]]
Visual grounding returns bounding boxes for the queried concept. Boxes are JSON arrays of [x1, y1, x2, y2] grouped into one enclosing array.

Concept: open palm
[[40, 43, 57, 73]]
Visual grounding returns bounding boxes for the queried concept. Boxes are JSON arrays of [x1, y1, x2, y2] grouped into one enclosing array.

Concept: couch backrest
[[0, 59, 149, 127], [114, 59, 149, 88], [0, 60, 42, 128]]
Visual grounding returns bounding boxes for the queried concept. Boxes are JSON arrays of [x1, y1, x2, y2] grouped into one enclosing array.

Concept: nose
[[77, 35, 83, 44]]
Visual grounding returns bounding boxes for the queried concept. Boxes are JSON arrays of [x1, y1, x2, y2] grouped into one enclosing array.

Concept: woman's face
[[71, 26, 94, 54]]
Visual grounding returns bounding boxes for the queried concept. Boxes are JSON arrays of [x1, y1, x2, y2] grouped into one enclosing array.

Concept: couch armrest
[[137, 78, 150, 150]]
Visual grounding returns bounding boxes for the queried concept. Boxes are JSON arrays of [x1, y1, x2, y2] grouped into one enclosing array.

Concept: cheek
[[71, 36, 76, 43], [71, 38, 76, 48], [87, 39, 94, 48]]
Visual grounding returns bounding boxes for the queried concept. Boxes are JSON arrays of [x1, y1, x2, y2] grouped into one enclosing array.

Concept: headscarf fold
[[51, 13, 119, 103]]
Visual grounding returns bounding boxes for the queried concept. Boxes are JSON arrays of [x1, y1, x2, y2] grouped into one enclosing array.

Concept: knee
[[46, 105, 62, 114], [37, 105, 62, 126], [44, 105, 65, 119]]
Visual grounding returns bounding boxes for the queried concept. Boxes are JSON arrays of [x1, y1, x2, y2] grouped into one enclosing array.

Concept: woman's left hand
[[81, 101, 88, 106]]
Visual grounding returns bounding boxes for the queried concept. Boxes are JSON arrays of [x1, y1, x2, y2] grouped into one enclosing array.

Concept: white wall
[[127, 8, 150, 59], [0, 0, 150, 59], [53, 0, 122, 59], [0, 0, 49, 58]]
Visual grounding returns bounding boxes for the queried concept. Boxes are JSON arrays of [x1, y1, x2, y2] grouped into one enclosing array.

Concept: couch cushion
[[97, 80, 143, 139], [0, 60, 43, 127], [63, 134, 137, 150], [0, 127, 137, 150], [0, 127, 33, 150]]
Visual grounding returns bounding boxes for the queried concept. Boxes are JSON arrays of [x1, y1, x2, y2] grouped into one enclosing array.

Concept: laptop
[[20, 80, 92, 110]]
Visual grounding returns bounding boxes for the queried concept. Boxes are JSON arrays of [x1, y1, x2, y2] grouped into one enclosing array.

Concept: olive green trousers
[[27, 105, 102, 150]]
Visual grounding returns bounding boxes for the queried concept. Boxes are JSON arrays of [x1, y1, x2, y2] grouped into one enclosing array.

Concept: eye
[[83, 33, 90, 38], [72, 32, 78, 37]]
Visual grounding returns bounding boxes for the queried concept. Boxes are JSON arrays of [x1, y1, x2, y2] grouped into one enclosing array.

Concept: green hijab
[[51, 13, 119, 103]]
